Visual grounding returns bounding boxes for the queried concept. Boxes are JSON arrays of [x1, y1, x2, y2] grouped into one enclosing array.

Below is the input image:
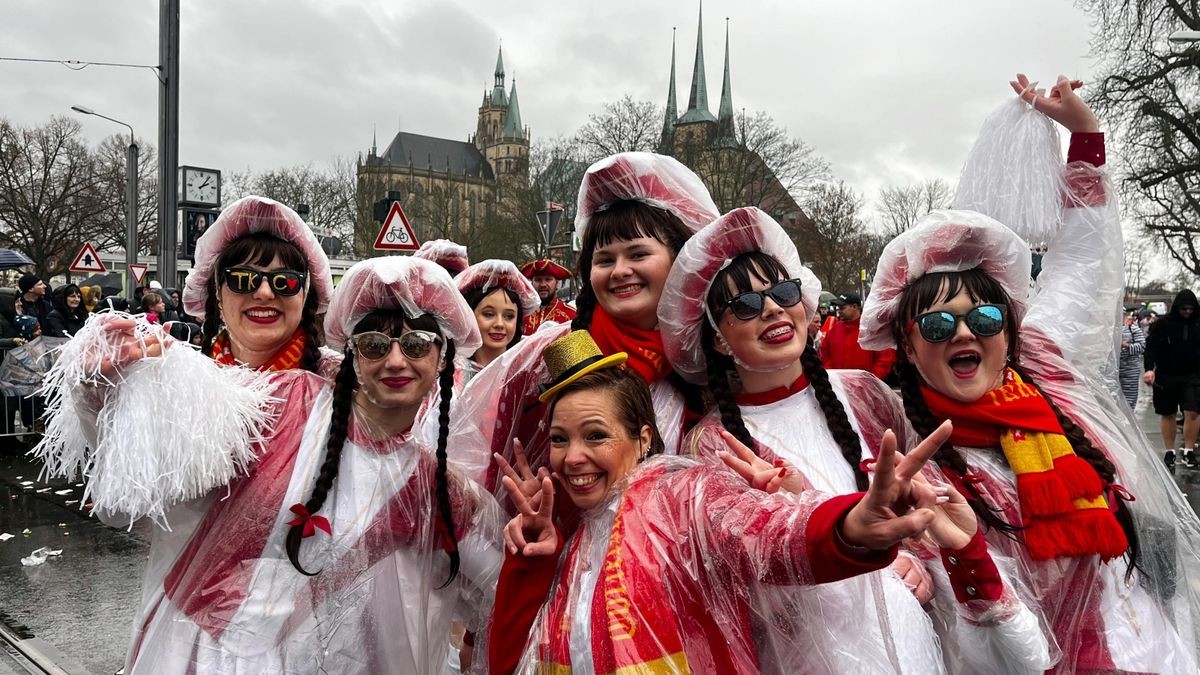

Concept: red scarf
[[589, 306, 673, 384], [211, 328, 307, 372], [735, 373, 810, 406], [922, 369, 1127, 561]]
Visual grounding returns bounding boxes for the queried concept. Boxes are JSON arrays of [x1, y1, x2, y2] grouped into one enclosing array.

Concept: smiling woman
[[182, 196, 336, 374]]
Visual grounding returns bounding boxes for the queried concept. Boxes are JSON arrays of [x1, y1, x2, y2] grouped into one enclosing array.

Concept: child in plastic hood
[[488, 330, 967, 674], [859, 75, 1200, 673], [456, 259, 539, 386], [659, 206, 1051, 674], [450, 152, 720, 496], [34, 253, 503, 674]]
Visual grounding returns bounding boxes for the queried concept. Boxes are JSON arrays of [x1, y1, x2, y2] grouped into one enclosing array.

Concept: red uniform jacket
[[820, 317, 896, 380]]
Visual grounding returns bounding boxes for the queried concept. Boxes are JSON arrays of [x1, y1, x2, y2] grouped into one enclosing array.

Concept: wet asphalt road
[[0, 387, 1197, 674]]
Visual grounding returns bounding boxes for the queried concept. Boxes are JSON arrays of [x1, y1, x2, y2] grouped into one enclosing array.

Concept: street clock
[[179, 166, 221, 207]]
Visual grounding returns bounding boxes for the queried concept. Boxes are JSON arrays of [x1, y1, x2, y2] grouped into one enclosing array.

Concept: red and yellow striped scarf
[[211, 328, 307, 372], [923, 369, 1128, 561]]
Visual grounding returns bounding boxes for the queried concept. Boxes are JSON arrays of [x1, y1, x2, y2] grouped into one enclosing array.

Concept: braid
[[298, 296, 321, 373], [285, 349, 355, 575], [701, 335, 755, 449], [800, 342, 869, 491], [571, 284, 596, 331], [434, 340, 460, 588], [895, 358, 1020, 535], [1011, 365, 1141, 574]]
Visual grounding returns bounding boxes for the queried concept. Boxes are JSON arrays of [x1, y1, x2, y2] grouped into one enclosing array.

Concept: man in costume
[[519, 259, 575, 335]]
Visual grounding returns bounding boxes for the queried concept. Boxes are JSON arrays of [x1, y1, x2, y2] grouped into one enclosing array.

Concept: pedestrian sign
[[69, 242, 106, 273], [373, 202, 420, 252], [129, 263, 149, 285]]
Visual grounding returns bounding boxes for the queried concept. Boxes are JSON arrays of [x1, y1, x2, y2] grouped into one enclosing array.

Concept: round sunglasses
[[221, 267, 307, 297], [351, 330, 442, 361], [719, 279, 804, 321], [911, 304, 1007, 343]]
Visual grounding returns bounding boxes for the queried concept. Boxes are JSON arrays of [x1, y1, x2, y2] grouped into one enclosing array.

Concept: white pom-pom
[[33, 313, 278, 528], [954, 97, 1066, 245]]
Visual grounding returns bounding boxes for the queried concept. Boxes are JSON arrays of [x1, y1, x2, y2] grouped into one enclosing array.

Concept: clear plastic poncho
[[456, 259, 540, 317], [33, 322, 502, 675], [862, 97, 1200, 673]]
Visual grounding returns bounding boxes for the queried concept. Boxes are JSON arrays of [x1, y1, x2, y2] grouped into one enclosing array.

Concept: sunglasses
[[221, 267, 307, 297], [719, 279, 804, 321], [351, 330, 442, 361], [911, 304, 1007, 343]]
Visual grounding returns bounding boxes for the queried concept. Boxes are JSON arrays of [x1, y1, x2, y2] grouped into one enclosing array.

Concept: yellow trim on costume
[[613, 652, 692, 674]]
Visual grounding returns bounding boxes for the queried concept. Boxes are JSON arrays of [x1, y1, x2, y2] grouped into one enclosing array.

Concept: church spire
[[715, 17, 738, 146], [502, 79, 524, 139], [659, 28, 678, 153], [491, 44, 508, 106], [679, 2, 715, 124], [371, 123, 378, 156]]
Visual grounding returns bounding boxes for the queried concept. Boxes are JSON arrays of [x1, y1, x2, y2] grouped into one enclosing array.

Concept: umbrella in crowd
[[0, 248, 33, 271], [0, 336, 68, 397], [78, 271, 124, 295]]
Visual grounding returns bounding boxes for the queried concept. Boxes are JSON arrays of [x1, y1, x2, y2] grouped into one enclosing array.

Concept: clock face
[[183, 169, 220, 206]]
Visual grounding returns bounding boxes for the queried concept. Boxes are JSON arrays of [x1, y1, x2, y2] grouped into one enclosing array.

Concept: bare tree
[[0, 117, 114, 277], [94, 134, 159, 255], [877, 178, 953, 237], [1081, 0, 1200, 274], [575, 95, 663, 161], [228, 161, 356, 248], [794, 181, 877, 292]]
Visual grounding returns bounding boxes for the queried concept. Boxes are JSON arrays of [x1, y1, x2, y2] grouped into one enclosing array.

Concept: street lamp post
[[71, 105, 139, 300]]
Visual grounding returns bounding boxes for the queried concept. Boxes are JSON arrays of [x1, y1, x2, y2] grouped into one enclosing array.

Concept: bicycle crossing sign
[[69, 242, 106, 273], [373, 202, 420, 252]]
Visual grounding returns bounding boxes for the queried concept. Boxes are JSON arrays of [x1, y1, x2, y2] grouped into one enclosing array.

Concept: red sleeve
[[1067, 132, 1105, 167], [807, 492, 899, 584], [870, 348, 896, 381], [487, 535, 564, 675], [939, 528, 1004, 602], [820, 322, 840, 369]]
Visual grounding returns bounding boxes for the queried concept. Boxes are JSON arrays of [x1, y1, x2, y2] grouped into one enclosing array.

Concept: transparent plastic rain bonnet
[[660, 207, 820, 384], [413, 239, 469, 275], [182, 196, 334, 321], [324, 256, 481, 354], [456, 259, 540, 316], [858, 210, 1031, 351], [574, 152, 720, 240]]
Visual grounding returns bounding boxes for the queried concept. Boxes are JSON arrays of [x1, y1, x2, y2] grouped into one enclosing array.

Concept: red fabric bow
[[286, 503, 331, 539]]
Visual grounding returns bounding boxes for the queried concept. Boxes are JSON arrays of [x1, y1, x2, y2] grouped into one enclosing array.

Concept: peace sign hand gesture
[[716, 429, 808, 495], [494, 438, 549, 507], [501, 475, 559, 557], [840, 421, 953, 551]]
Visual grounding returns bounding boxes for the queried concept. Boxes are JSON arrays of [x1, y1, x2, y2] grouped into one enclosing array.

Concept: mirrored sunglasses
[[722, 279, 804, 321], [351, 330, 442, 361], [911, 304, 1007, 343], [221, 267, 307, 297]]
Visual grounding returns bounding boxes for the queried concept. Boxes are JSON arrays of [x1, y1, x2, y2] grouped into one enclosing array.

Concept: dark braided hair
[[433, 338, 460, 588], [199, 232, 322, 373], [891, 268, 1139, 570], [704, 251, 867, 490], [283, 309, 462, 585], [285, 349, 355, 575]]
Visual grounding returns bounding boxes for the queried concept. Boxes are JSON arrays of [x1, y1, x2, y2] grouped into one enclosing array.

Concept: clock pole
[[157, 0, 180, 287]]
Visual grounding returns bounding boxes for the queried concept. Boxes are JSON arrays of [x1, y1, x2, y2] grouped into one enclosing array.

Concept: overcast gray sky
[[4, 0, 1098, 224]]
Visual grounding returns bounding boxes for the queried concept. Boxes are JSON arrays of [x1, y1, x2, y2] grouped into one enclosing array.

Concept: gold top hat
[[539, 330, 628, 403]]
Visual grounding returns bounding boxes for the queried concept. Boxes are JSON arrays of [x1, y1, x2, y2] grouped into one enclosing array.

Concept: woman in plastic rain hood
[[34, 240, 503, 671], [859, 74, 1200, 673], [488, 329, 971, 674], [658, 206, 1051, 674]]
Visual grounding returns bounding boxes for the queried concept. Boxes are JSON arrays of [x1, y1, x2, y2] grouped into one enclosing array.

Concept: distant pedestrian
[[17, 274, 51, 329], [820, 293, 896, 380], [139, 291, 166, 324], [1118, 313, 1145, 408], [1143, 288, 1200, 468], [45, 283, 89, 337]]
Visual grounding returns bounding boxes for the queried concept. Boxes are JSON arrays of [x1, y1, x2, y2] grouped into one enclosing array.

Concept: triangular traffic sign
[[373, 202, 420, 252], [129, 263, 149, 285], [69, 242, 106, 273]]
